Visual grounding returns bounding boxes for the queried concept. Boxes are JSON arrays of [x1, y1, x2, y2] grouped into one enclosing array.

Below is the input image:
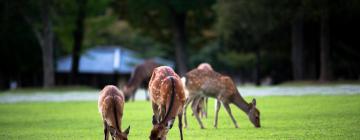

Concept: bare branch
[[22, 14, 44, 49]]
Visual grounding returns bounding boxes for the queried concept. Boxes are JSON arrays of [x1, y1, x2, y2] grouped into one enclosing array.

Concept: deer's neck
[[231, 91, 251, 114], [126, 77, 141, 88]]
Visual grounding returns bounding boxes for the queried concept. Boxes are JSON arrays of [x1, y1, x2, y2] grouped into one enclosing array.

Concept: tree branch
[[22, 14, 44, 49]]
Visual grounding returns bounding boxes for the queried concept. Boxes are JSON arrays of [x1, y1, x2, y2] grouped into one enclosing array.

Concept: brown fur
[[123, 59, 159, 101], [196, 63, 213, 71], [98, 85, 130, 140], [148, 66, 185, 140], [189, 63, 213, 121], [183, 69, 261, 128]]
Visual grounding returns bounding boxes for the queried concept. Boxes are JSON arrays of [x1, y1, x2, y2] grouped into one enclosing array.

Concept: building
[[56, 46, 173, 88]]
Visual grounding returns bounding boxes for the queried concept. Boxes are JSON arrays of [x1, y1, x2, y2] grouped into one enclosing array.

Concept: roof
[[56, 46, 174, 74]]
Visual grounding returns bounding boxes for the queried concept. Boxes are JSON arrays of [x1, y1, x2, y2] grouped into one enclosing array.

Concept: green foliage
[[83, 12, 168, 58], [217, 51, 256, 70], [54, 0, 111, 55], [189, 41, 220, 68], [217, 0, 279, 48], [1, 95, 360, 139], [113, 0, 216, 51]]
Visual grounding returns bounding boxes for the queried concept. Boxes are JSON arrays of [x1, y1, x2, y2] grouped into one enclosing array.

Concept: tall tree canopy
[[113, 0, 216, 75]]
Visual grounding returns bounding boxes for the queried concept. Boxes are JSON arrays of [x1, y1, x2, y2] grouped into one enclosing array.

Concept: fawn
[[98, 85, 130, 140], [148, 66, 185, 140], [183, 69, 260, 129]]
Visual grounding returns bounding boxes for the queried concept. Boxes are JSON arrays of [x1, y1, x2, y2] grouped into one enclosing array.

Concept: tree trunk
[[291, 12, 305, 80], [41, 0, 55, 87], [255, 46, 261, 86], [172, 11, 188, 76], [319, 12, 332, 81], [71, 0, 87, 84]]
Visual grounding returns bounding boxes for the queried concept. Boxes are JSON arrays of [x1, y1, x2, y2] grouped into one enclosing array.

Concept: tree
[[291, 7, 305, 80], [71, 0, 87, 84], [113, 0, 215, 75], [22, 0, 55, 87], [319, 7, 331, 81], [217, 0, 279, 85], [53, 0, 110, 84]]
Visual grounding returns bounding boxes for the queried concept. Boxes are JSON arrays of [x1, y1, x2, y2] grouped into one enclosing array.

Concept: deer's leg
[[214, 99, 221, 128], [152, 102, 160, 124], [183, 95, 195, 128], [191, 96, 201, 117], [145, 89, 150, 101], [197, 97, 204, 118], [178, 113, 184, 140], [131, 92, 135, 102], [191, 97, 205, 129], [222, 102, 239, 128], [103, 121, 109, 140], [204, 97, 208, 118]]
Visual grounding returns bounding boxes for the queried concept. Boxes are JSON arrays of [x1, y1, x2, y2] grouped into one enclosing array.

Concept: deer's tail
[[160, 76, 175, 122], [102, 94, 122, 130], [112, 95, 120, 130]]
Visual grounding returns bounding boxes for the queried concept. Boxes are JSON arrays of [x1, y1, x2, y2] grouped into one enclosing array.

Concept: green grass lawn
[[0, 95, 359, 139]]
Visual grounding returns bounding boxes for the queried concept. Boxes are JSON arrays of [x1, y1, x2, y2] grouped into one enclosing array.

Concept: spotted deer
[[189, 63, 214, 119], [148, 66, 185, 140], [123, 59, 159, 101], [98, 85, 130, 140], [183, 69, 260, 129]]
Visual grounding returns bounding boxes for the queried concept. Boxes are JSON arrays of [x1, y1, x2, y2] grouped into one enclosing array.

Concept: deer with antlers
[[148, 66, 185, 140], [123, 59, 160, 101], [183, 69, 261, 129], [98, 85, 131, 140]]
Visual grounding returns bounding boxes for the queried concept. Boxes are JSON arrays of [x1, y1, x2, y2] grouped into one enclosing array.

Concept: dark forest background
[[0, 0, 359, 89]]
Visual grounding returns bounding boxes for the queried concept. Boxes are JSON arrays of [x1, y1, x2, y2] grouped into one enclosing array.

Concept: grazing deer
[[183, 69, 260, 129], [148, 66, 185, 140], [123, 59, 159, 101], [188, 63, 213, 120], [98, 85, 130, 140]]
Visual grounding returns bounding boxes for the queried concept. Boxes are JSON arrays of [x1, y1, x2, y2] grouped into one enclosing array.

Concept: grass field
[[0, 95, 359, 139]]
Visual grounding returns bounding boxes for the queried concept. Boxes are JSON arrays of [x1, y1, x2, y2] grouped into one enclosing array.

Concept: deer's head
[[149, 118, 175, 140], [123, 86, 135, 101], [248, 98, 261, 128], [109, 126, 130, 140]]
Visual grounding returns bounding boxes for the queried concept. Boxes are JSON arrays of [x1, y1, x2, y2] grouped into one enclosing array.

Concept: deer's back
[[185, 69, 237, 99], [98, 85, 125, 126], [149, 66, 184, 105]]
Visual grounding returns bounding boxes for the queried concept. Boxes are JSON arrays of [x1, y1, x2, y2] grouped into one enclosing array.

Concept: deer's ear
[[124, 125, 130, 135], [252, 98, 257, 107], [152, 115, 158, 125], [166, 118, 175, 129]]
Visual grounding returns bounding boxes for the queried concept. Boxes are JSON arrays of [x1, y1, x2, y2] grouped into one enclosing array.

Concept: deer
[[189, 63, 213, 119], [98, 85, 131, 140], [123, 59, 159, 101], [183, 69, 260, 129], [148, 66, 185, 140]]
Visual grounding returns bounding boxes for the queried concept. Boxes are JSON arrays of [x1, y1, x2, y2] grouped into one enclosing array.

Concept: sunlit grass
[[0, 95, 359, 139]]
